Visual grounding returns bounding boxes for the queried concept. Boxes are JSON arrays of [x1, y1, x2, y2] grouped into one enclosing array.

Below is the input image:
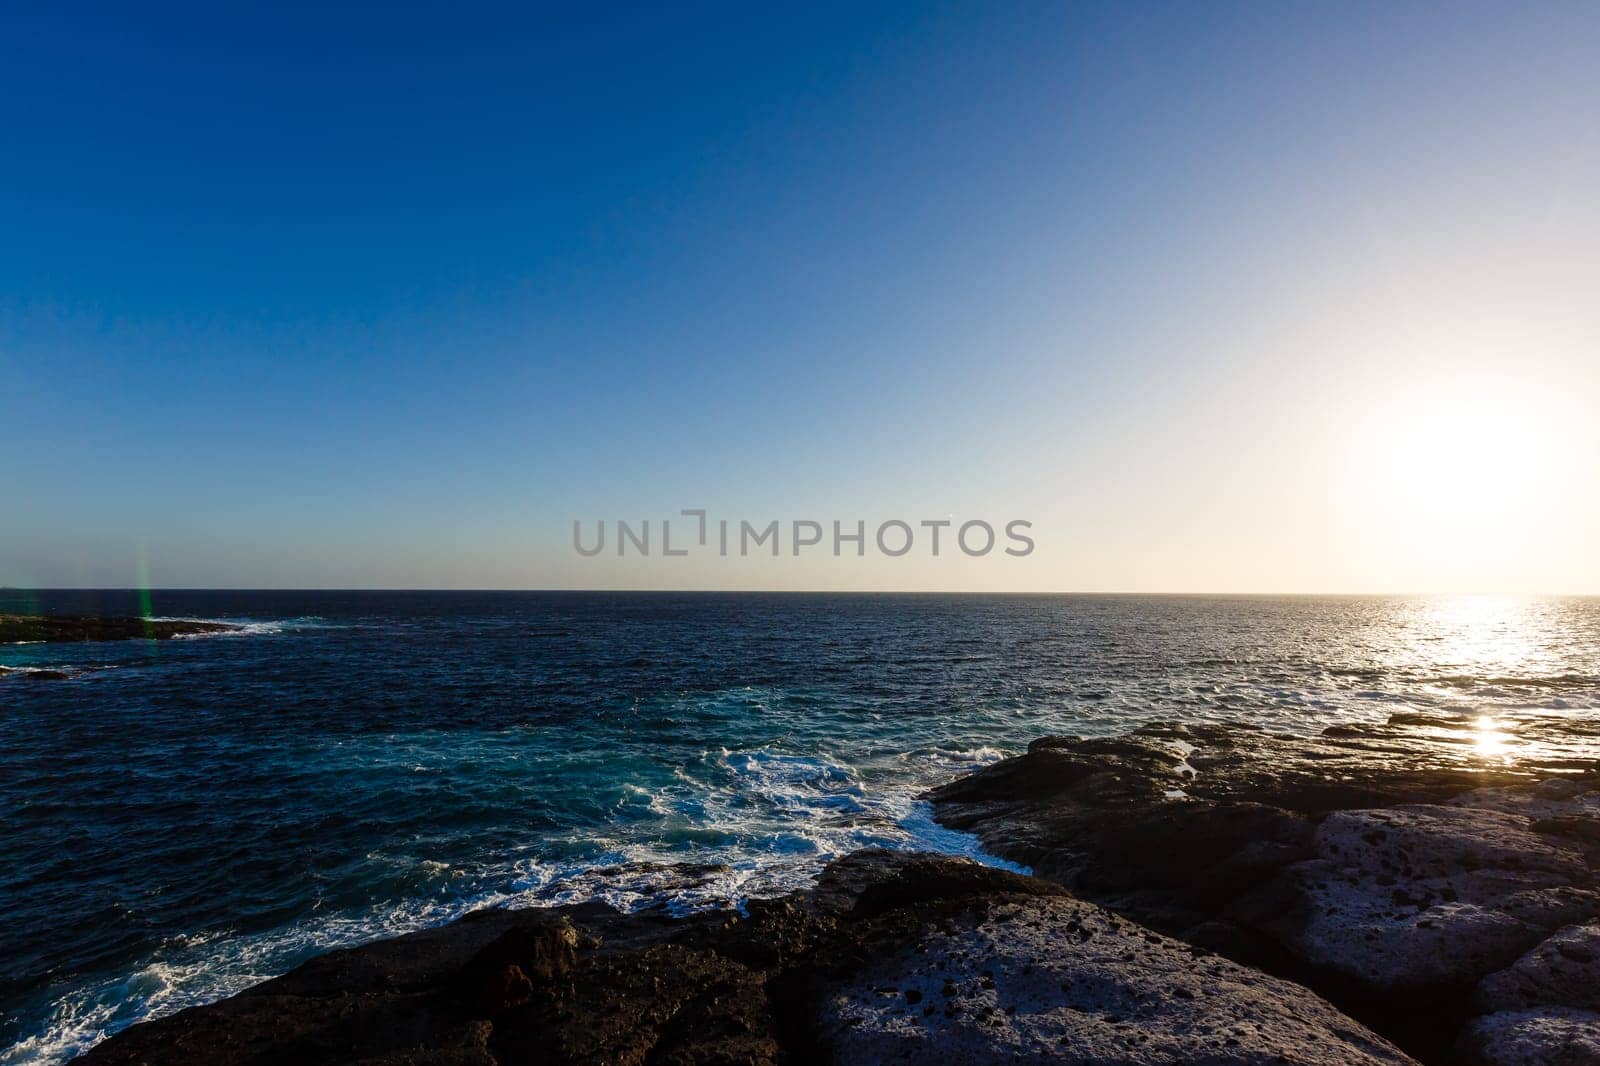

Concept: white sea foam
[[1, 740, 1026, 1065], [160, 617, 289, 639], [10, 596, 1600, 1065]]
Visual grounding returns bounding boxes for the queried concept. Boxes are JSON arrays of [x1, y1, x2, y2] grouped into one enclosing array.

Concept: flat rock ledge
[[928, 718, 1600, 1064], [76, 852, 1410, 1066], [0, 614, 239, 645]]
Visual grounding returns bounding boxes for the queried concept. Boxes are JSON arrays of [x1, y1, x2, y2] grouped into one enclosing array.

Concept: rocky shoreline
[[0, 615, 240, 645], [1, 616, 242, 680], [74, 717, 1599, 1065], [930, 718, 1600, 1063]]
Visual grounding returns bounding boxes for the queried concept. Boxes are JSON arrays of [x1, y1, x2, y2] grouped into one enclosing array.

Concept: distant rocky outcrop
[[75, 852, 1413, 1065], [928, 718, 1600, 1064], [0, 615, 238, 644], [0, 666, 71, 680]]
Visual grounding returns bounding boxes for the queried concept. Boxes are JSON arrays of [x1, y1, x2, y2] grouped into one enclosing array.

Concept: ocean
[[3, 590, 1597, 1063]]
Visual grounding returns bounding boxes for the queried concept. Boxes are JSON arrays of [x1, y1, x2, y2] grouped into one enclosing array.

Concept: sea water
[[2, 591, 1597, 1062]]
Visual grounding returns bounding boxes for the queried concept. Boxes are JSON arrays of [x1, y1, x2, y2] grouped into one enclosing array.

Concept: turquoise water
[[3, 591, 1597, 1062]]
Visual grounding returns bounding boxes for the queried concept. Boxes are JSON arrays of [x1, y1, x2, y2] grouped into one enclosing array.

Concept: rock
[[0, 666, 71, 679], [477, 963, 534, 1014], [74, 851, 1416, 1066], [814, 893, 1413, 1065], [1478, 923, 1600, 1013], [1268, 805, 1590, 993], [1457, 1007, 1600, 1065], [931, 720, 1600, 1062], [1276, 859, 1541, 993], [72, 716, 1600, 1066], [0, 614, 239, 643], [461, 921, 580, 994]]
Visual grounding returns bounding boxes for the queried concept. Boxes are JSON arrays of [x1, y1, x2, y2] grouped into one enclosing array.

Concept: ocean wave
[[10, 594, 1599, 1065], [158, 616, 323, 639], [1, 740, 1025, 1065]]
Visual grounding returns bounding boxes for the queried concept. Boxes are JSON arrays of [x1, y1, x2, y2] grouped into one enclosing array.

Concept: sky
[[4, 2, 1598, 593]]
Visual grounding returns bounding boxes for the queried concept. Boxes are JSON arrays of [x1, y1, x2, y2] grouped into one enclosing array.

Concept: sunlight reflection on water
[[1395, 596, 1552, 680], [5, 590, 1598, 1065], [1472, 713, 1514, 765]]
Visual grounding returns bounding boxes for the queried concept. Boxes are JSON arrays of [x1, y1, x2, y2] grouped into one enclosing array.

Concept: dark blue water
[[3, 591, 1598, 1062]]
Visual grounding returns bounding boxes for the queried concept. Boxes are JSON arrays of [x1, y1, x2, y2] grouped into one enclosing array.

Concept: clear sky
[[5, 2, 1598, 593]]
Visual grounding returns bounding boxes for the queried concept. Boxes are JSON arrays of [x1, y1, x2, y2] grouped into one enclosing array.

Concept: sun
[[1380, 382, 1548, 498], [1348, 375, 1568, 565]]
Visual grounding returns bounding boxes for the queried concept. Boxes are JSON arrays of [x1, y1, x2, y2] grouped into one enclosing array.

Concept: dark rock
[[477, 964, 533, 1014], [0, 614, 239, 644], [73, 715, 1599, 1066], [73, 851, 1414, 1066], [0, 667, 72, 680], [844, 854, 1068, 919], [461, 920, 580, 992]]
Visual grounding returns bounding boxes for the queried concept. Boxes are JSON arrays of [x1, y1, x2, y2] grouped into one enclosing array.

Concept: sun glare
[[1390, 384, 1552, 494], [1350, 376, 1569, 569], [1472, 714, 1514, 764]]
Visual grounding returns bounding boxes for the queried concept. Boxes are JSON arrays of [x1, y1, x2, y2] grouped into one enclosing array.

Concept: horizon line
[[6, 586, 1598, 598]]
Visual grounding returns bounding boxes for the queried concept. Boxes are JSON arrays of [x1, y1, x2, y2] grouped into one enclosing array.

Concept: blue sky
[[5, 2, 1598, 591]]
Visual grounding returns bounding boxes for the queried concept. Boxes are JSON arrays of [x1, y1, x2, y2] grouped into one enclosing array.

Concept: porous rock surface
[[816, 891, 1408, 1065], [929, 717, 1600, 1062], [1460, 921, 1600, 1064], [1457, 1007, 1600, 1066]]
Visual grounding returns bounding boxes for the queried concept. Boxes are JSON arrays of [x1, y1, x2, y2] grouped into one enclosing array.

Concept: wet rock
[[0, 666, 71, 679], [0, 614, 239, 643]]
